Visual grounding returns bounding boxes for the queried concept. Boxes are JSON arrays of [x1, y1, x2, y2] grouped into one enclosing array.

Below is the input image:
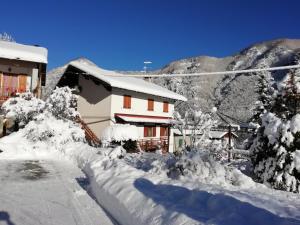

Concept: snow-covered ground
[[0, 157, 115, 225], [0, 95, 300, 225], [1, 127, 300, 225]]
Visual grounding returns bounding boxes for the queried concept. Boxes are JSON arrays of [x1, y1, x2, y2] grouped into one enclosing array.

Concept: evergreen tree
[[252, 59, 275, 125], [251, 58, 300, 193]]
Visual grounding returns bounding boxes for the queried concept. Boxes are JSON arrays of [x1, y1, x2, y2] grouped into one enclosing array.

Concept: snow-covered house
[[209, 130, 238, 145], [0, 40, 47, 104], [55, 58, 186, 152]]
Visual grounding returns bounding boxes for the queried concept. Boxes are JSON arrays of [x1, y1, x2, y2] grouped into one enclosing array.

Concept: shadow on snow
[[134, 178, 300, 225], [0, 211, 15, 225]]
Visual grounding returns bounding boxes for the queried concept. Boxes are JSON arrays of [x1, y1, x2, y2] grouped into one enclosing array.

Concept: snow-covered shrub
[[101, 124, 139, 152], [207, 139, 228, 161], [173, 108, 216, 149], [124, 150, 255, 188], [101, 124, 139, 142], [251, 113, 300, 193], [45, 87, 79, 121], [24, 113, 85, 145], [2, 92, 45, 127]]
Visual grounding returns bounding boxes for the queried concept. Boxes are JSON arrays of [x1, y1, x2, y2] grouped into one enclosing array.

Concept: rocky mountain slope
[[154, 39, 300, 122], [44, 39, 300, 123]]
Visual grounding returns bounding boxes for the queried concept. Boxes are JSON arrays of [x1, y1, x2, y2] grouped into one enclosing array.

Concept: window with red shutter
[[148, 99, 154, 111], [163, 101, 169, 112], [123, 95, 131, 109]]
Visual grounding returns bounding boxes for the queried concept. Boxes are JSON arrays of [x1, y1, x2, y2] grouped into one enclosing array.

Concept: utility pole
[[143, 61, 152, 82], [228, 124, 232, 162]]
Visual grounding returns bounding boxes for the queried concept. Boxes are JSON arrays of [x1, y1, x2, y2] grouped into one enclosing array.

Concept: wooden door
[[18, 75, 27, 93], [2, 74, 12, 96]]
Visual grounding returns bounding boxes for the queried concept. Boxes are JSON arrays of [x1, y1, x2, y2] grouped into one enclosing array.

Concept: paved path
[[0, 159, 115, 225]]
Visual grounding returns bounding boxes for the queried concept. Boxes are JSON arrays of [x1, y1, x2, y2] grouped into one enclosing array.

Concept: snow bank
[[1, 114, 300, 225]]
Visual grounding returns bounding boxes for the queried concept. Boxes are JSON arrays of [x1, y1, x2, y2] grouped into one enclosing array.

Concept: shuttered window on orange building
[[148, 99, 154, 111], [123, 95, 131, 109], [144, 126, 156, 137], [163, 101, 169, 112]]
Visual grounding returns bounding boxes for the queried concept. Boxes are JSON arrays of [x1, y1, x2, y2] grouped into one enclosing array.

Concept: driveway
[[0, 159, 115, 225]]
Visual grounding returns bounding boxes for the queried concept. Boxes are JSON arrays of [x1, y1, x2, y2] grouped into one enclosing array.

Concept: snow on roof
[[69, 59, 187, 101], [0, 40, 48, 63], [209, 130, 238, 139]]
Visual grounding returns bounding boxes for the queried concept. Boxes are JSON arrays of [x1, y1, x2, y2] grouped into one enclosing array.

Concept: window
[[163, 101, 169, 112], [123, 95, 131, 109], [160, 126, 169, 137], [148, 99, 154, 111], [144, 126, 156, 137]]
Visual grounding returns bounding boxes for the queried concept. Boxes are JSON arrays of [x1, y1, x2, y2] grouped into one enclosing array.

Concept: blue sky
[[1, 0, 300, 71]]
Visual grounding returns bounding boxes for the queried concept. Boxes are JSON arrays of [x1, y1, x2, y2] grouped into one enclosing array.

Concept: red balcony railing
[[0, 86, 27, 101], [138, 137, 169, 153]]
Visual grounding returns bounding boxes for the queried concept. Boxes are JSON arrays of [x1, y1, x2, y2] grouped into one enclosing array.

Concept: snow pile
[[251, 112, 300, 193], [2, 92, 45, 126], [101, 124, 139, 142]]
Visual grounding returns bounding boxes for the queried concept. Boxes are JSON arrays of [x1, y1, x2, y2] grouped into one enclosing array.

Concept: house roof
[[0, 40, 48, 64], [209, 130, 238, 139], [68, 58, 187, 101]]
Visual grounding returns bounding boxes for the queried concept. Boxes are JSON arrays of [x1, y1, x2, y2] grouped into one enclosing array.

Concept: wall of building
[[111, 88, 175, 118], [0, 58, 39, 92], [77, 76, 112, 138], [111, 88, 175, 152]]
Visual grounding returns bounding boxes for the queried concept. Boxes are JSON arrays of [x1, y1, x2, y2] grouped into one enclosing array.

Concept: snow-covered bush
[[2, 92, 45, 127], [207, 139, 228, 161], [101, 124, 139, 152], [251, 113, 300, 193], [124, 150, 255, 188], [45, 87, 79, 120], [24, 113, 85, 145], [173, 108, 216, 149], [101, 124, 139, 143]]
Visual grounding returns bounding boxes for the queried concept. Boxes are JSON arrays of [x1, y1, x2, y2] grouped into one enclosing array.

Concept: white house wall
[[76, 79, 176, 152], [110, 88, 174, 118], [111, 88, 175, 152], [77, 76, 112, 138]]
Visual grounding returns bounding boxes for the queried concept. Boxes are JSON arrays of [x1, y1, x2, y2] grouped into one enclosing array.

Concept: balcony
[[0, 86, 27, 104], [138, 137, 169, 153]]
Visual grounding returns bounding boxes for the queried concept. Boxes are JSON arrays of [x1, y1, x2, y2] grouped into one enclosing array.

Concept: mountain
[[154, 38, 300, 122]]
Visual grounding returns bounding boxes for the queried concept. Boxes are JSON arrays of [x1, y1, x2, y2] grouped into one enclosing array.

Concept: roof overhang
[[0, 41, 48, 64], [115, 113, 173, 124]]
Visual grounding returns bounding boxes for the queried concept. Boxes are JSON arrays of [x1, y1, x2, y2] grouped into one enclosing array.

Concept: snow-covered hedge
[[251, 113, 300, 193], [2, 92, 45, 127]]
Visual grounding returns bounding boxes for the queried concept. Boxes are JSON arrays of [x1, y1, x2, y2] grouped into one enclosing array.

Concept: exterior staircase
[[76, 117, 101, 147]]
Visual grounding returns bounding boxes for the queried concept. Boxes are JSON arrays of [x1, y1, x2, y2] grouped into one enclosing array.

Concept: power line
[[106, 64, 300, 78]]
